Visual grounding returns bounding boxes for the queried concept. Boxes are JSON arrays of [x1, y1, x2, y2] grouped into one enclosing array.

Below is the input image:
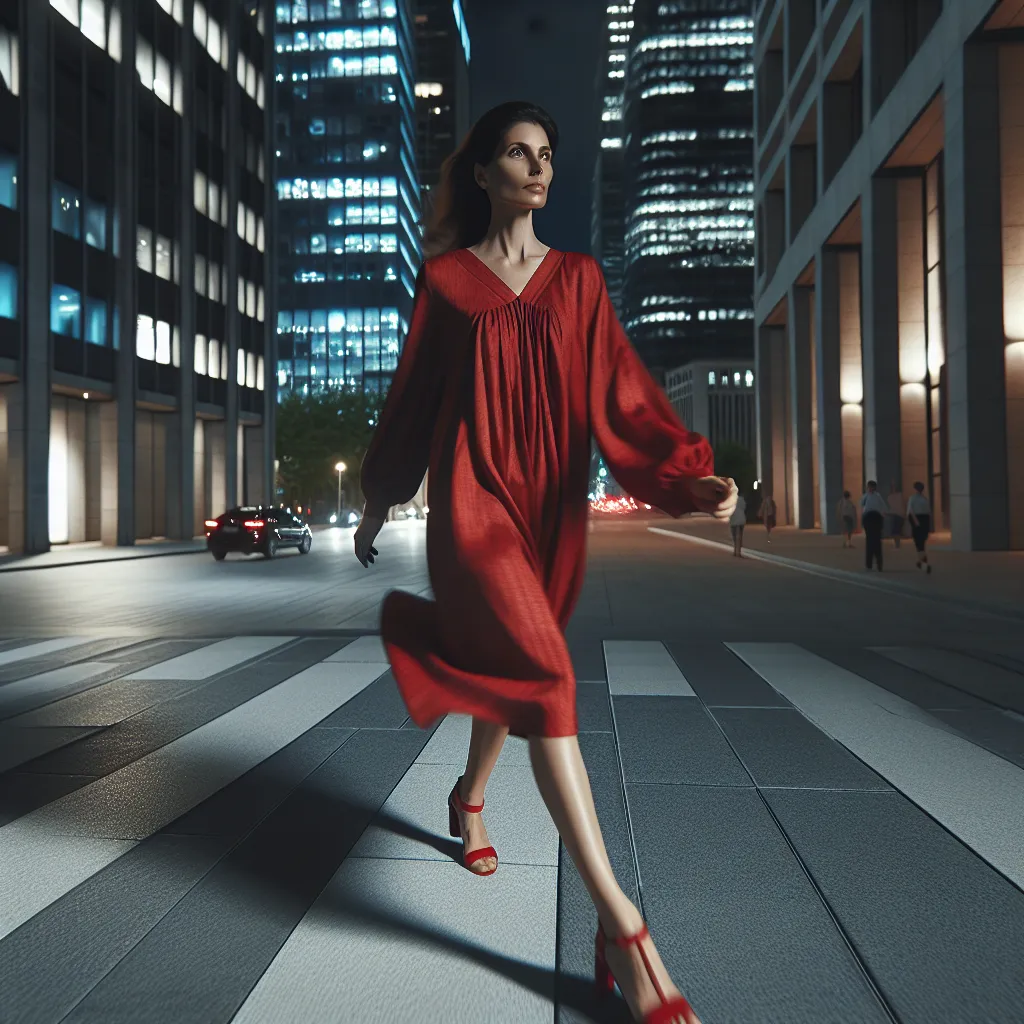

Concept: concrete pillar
[[113, 1, 138, 546], [788, 285, 815, 527], [48, 399, 68, 545], [769, 328, 791, 523], [85, 401, 102, 541], [862, 175, 902, 489], [838, 250, 864, 505], [19, 0, 52, 554], [755, 325, 775, 498], [262, 8, 278, 509], [787, 146, 816, 244], [944, 42, 1009, 550], [0, 385, 9, 548], [999, 44, 1024, 549], [67, 398, 87, 543], [192, 418, 206, 536], [223, 0, 241, 509], [897, 176, 929, 500], [245, 425, 265, 504], [206, 420, 227, 520], [134, 411, 154, 540], [99, 400, 119, 545]]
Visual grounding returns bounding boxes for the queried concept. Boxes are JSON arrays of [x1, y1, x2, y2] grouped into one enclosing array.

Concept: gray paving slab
[[711, 708, 892, 790], [576, 681, 613, 732], [626, 783, 891, 1024], [0, 833, 232, 1024], [0, 636, 95, 668], [129, 636, 296, 680], [0, 772, 95, 828], [231, 858, 558, 1024], [415, 714, 532, 766], [317, 669, 409, 728], [764, 789, 1024, 1024], [349, 762, 558, 867], [565, 625, 608, 682], [874, 646, 1024, 713], [613, 696, 750, 786], [663, 639, 794, 707], [322, 633, 386, 661], [161, 727, 356, 838], [930, 709, 1024, 769], [604, 641, 697, 696], [100, 639, 214, 662], [0, 724, 104, 773], [0, 638, 143, 685], [20, 639, 342, 776], [807, 644, 990, 709], [58, 729, 431, 1024], [0, 663, 123, 720], [578, 730, 621, 777]]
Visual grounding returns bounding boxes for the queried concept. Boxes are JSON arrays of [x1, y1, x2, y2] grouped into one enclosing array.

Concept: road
[[0, 515, 1022, 1024]]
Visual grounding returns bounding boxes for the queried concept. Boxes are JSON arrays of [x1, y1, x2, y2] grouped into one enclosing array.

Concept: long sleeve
[[360, 264, 443, 520], [586, 258, 714, 517]]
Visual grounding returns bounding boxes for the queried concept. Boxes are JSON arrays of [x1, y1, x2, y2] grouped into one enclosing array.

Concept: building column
[[755, 324, 775, 499], [862, 174, 902, 490], [769, 327, 791, 523], [223, 0, 241, 509], [944, 42, 1009, 550], [837, 250, 864, 504], [263, 0, 278, 507], [814, 249, 844, 533], [787, 285, 814, 527], [18, 0, 52, 554], [99, 400, 119, 545], [113, 1, 138, 546]]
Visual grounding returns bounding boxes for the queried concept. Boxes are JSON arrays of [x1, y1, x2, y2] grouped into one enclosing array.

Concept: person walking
[[837, 490, 857, 548], [907, 481, 933, 573], [760, 493, 776, 543], [887, 480, 906, 549], [353, 103, 735, 1024], [730, 492, 747, 557], [860, 480, 889, 571]]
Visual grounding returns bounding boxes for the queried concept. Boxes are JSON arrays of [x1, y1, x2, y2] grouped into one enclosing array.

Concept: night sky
[[462, 1, 606, 255]]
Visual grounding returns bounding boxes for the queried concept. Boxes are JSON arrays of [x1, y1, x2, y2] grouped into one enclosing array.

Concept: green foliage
[[275, 388, 387, 505], [714, 441, 757, 499]]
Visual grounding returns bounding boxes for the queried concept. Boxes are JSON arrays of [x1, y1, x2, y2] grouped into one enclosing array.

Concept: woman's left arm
[[585, 257, 715, 517]]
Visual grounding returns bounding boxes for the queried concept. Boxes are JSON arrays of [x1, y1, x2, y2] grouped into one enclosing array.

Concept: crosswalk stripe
[[128, 635, 296, 680], [0, 662, 122, 717], [0, 658, 389, 940], [0, 637, 94, 667], [727, 642, 1024, 890], [603, 640, 696, 696]]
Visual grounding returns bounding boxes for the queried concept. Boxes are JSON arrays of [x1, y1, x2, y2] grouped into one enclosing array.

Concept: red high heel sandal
[[595, 922, 697, 1024], [447, 776, 498, 876]]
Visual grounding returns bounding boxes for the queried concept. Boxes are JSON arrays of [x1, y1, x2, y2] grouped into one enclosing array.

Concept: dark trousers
[[863, 511, 883, 569]]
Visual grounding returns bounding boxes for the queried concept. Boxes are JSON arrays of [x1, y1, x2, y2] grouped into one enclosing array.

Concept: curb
[[648, 526, 1024, 623], [0, 545, 208, 574]]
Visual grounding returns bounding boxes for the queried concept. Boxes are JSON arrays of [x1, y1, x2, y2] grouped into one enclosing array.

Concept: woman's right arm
[[359, 264, 443, 521]]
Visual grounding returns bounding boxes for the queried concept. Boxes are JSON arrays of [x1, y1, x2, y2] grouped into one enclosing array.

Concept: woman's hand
[[354, 515, 385, 567], [687, 476, 739, 520]]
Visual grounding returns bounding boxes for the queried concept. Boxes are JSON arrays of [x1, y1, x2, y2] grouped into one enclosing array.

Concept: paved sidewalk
[[651, 517, 1024, 620], [0, 539, 208, 572]]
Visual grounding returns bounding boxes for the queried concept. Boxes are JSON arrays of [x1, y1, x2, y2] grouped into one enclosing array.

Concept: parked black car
[[205, 506, 312, 560]]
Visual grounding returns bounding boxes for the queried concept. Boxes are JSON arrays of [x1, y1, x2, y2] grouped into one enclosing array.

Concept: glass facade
[[623, 0, 755, 374], [273, 0, 421, 395]]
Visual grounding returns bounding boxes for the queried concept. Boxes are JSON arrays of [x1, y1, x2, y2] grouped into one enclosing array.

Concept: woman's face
[[475, 121, 553, 212]]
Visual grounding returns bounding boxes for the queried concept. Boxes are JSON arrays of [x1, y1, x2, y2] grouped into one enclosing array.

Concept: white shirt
[[888, 491, 906, 516], [729, 494, 747, 526], [907, 493, 932, 518], [861, 491, 889, 516]]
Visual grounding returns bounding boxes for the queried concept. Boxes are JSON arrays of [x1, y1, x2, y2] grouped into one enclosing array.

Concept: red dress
[[359, 248, 713, 738]]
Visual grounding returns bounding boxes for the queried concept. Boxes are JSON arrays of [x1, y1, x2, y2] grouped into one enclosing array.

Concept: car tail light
[[243, 519, 265, 529], [204, 520, 219, 529]]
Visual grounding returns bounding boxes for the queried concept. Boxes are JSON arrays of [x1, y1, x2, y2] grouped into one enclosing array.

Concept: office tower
[[272, 0, 422, 396], [752, 0, 1023, 551], [592, 2, 635, 317], [622, 0, 755, 381], [0, 0, 275, 555], [413, 0, 470, 216]]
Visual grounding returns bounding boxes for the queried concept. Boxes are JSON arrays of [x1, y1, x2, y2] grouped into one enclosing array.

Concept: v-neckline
[[457, 247, 558, 302]]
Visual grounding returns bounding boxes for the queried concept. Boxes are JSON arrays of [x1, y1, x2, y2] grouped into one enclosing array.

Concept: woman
[[730, 491, 747, 557], [837, 490, 857, 548], [760, 492, 776, 542], [354, 102, 736, 1024], [907, 480, 933, 573]]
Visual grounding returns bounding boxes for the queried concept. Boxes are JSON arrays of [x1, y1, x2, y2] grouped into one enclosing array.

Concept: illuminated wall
[[622, 0, 755, 373]]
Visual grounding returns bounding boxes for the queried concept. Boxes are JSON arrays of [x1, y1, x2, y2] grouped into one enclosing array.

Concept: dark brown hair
[[420, 101, 559, 260]]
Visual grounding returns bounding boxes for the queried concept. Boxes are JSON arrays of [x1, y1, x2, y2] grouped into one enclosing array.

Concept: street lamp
[[335, 462, 346, 523]]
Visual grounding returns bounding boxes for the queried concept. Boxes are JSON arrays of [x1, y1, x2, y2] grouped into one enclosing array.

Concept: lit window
[[246, 352, 257, 389], [81, 0, 106, 48], [195, 254, 207, 296], [194, 170, 208, 214], [256, 217, 265, 252], [85, 198, 106, 249], [0, 262, 17, 320], [237, 348, 246, 386], [208, 180, 220, 222], [155, 320, 172, 364], [257, 286, 265, 322], [50, 1, 79, 28], [745, 370, 754, 387], [136, 227, 153, 273], [208, 259, 221, 301], [208, 337, 220, 378], [238, 275, 246, 314], [733, 371, 741, 386], [52, 182, 81, 238], [154, 52, 172, 104], [107, 5, 121, 61], [154, 235, 173, 280], [247, 282, 256, 318], [707, 371, 715, 386], [256, 355, 265, 391], [195, 333, 208, 374], [85, 297, 106, 346], [136, 314, 156, 360], [246, 208, 256, 245], [136, 37, 154, 90], [0, 149, 16, 209]]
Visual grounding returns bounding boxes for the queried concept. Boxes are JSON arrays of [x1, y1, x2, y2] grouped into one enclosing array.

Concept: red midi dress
[[359, 248, 713, 738]]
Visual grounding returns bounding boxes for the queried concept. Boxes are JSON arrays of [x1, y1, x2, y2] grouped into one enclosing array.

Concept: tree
[[714, 441, 757, 502], [275, 389, 386, 507]]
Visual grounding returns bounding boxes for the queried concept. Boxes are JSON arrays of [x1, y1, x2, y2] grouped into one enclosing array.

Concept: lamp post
[[335, 462, 346, 522]]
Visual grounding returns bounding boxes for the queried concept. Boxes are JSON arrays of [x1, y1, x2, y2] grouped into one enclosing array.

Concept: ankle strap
[[452, 779, 484, 814], [599, 922, 651, 949]]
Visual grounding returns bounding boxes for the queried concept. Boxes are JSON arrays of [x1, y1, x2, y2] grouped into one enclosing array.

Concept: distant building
[[0, 0, 275, 555], [622, 0, 755, 380], [665, 360, 755, 455]]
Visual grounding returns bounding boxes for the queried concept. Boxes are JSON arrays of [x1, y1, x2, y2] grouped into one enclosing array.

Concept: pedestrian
[[887, 480, 906, 549], [354, 103, 731, 1024], [760, 492, 776, 542], [860, 480, 889, 570], [907, 481, 933, 573], [837, 490, 857, 548], [730, 492, 747, 557]]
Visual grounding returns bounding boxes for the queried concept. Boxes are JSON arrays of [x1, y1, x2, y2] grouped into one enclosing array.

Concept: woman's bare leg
[[529, 734, 701, 1024], [452, 718, 508, 875]]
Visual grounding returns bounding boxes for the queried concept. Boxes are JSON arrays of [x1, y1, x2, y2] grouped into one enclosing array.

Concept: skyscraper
[[0, 0, 275, 555], [592, 2, 635, 317], [413, 0, 470, 215], [272, 0, 421, 396], [622, 0, 755, 380]]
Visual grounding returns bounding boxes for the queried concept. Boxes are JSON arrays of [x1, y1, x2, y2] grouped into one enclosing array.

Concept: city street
[[0, 515, 1022, 1024]]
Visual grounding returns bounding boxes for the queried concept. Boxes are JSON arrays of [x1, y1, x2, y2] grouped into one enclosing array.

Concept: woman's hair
[[421, 101, 559, 260]]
